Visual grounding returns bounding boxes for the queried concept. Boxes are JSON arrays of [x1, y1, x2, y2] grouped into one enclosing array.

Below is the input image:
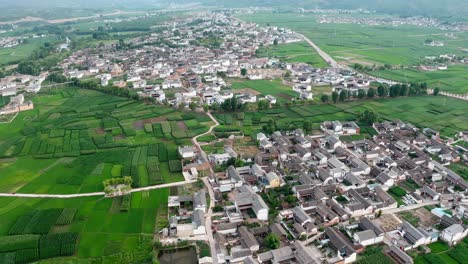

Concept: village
[[0, 9, 466, 264], [167, 119, 468, 264]]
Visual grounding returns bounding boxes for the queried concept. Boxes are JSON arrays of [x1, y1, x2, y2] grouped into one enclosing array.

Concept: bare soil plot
[[95, 128, 105, 135], [142, 116, 167, 124], [234, 146, 259, 158], [177, 121, 188, 131], [414, 208, 439, 228], [374, 214, 402, 232]]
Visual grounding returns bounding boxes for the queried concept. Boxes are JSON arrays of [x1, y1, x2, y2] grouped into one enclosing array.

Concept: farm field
[[0, 188, 169, 263], [412, 238, 468, 264], [0, 87, 213, 194], [255, 41, 328, 68], [214, 96, 468, 139], [237, 12, 468, 93], [0, 36, 59, 65], [368, 64, 468, 94], [230, 79, 299, 103]]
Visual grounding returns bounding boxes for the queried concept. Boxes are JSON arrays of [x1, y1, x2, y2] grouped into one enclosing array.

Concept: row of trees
[[321, 82, 431, 104]]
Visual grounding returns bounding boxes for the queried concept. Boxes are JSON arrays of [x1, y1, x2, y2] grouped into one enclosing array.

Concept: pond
[[159, 246, 198, 264]]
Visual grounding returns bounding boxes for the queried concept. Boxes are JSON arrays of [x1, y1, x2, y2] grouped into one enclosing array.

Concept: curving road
[[192, 111, 219, 149]]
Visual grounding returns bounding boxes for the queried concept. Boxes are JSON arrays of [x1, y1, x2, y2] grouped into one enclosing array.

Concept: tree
[[273, 38, 278, 46], [258, 99, 270, 110], [213, 205, 224, 213], [303, 120, 313, 133], [265, 234, 280, 249], [358, 110, 379, 125], [357, 89, 366, 99], [203, 104, 209, 112], [376, 209, 382, 218], [189, 102, 197, 110], [433, 87, 440, 96], [400, 84, 409, 96], [389, 84, 401, 97], [377, 85, 387, 97], [367, 88, 376, 98], [331, 91, 339, 103], [320, 94, 329, 103], [339, 90, 347, 102], [241, 68, 247, 76]]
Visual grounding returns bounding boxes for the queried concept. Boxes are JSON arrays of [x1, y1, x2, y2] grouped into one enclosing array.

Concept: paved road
[[382, 201, 439, 215], [203, 177, 218, 264], [427, 89, 468, 101], [0, 179, 196, 199], [298, 33, 340, 69], [299, 34, 401, 85]]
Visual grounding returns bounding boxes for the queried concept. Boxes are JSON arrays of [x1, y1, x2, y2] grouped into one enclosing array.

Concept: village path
[[192, 111, 219, 150], [427, 89, 468, 101], [0, 110, 219, 199], [202, 177, 218, 264], [0, 179, 197, 199], [191, 111, 220, 264], [381, 200, 439, 215]]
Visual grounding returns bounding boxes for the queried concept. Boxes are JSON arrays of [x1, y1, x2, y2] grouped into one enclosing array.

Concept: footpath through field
[[0, 111, 220, 199], [0, 180, 196, 199]]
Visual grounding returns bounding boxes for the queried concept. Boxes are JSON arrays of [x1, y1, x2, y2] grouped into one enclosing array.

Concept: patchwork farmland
[[0, 87, 213, 194], [0, 188, 170, 263], [214, 96, 468, 139]]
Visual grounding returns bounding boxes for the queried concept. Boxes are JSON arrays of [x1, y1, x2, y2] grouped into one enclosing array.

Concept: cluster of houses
[[56, 12, 306, 108], [170, 119, 467, 264], [0, 72, 47, 99], [0, 94, 34, 116], [52, 11, 387, 109]]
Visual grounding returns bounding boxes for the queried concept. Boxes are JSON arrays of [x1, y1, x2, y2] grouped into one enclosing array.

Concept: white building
[[178, 146, 195, 159], [441, 224, 468, 245]]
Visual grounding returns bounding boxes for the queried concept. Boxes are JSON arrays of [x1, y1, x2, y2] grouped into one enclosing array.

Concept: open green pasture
[[0, 87, 212, 194], [214, 96, 468, 138], [256, 41, 328, 68], [0, 188, 169, 263]]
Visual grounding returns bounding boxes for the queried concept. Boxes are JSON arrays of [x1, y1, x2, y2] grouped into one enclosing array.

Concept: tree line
[[321, 82, 433, 104]]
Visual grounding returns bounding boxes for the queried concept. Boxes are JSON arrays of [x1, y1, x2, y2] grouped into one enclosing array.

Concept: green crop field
[[369, 65, 468, 94], [0, 87, 213, 194], [0, 188, 169, 263], [214, 96, 468, 139], [231, 79, 299, 102], [0, 36, 59, 65], [237, 12, 468, 93], [412, 237, 468, 264], [256, 41, 328, 68]]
